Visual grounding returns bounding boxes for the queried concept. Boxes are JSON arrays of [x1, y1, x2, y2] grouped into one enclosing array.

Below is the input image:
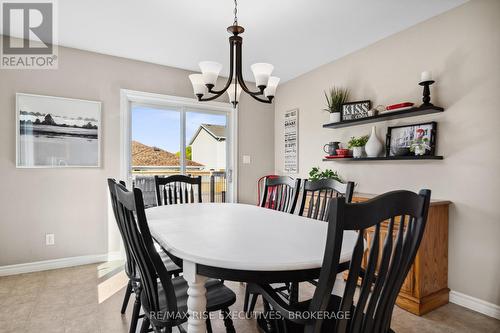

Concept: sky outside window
[[132, 106, 226, 153]]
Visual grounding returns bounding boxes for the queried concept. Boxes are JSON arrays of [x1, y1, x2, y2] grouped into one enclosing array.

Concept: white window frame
[[119, 89, 238, 202]]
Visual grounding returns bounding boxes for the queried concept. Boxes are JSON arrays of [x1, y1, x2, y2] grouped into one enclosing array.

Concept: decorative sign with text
[[341, 100, 372, 121], [284, 108, 298, 173]]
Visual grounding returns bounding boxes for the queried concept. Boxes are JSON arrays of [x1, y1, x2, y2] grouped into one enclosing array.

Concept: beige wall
[[274, 0, 500, 305], [238, 98, 275, 204], [0, 45, 274, 266]]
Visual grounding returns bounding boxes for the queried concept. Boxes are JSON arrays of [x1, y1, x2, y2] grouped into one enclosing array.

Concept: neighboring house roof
[[188, 124, 226, 145], [132, 141, 203, 167]]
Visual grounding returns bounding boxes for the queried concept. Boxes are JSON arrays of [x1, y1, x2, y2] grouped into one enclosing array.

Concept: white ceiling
[[4, 0, 467, 82]]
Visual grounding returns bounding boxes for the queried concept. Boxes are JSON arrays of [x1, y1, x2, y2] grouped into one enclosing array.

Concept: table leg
[[183, 260, 208, 333]]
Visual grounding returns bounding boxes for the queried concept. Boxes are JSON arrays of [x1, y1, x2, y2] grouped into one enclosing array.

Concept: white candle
[[421, 71, 432, 82]]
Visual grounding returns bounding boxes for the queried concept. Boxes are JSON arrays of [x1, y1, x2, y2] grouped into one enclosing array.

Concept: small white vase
[[329, 112, 341, 123], [352, 146, 364, 158], [365, 126, 384, 157]]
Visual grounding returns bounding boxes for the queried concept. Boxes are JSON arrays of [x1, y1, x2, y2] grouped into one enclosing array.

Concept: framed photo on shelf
[[16, 93, 102, 168], [386, 121, 437, 157], [341, 100, 371, 121]]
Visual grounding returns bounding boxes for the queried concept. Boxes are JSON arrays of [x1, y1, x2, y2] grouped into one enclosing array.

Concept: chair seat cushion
[[141, 276, 236, 322]]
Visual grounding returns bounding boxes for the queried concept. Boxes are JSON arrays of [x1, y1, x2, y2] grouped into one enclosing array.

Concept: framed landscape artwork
[[16, 93, 102, 168]]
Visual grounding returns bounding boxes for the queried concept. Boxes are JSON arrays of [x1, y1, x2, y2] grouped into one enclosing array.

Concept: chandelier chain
[[233, 0, 238, 26]]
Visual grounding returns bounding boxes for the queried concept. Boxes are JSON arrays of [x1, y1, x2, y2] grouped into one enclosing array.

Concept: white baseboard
[[106, 251, 125, 262], [0, 251, 124, 276], [450, 290, 500, 320]]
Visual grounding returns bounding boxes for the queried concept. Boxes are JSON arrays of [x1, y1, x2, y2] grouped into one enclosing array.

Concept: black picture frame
[[341, 100, 371, 121], [386, 121, 437, 157]]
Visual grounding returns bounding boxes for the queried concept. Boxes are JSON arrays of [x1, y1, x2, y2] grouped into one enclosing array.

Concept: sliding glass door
[[130, 105, 181, 206], [185, 110, 228, 203], [126, 96, 235, 205]]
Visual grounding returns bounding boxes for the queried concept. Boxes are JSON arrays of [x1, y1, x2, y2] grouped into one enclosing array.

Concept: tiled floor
[[0, 261, 499, 333]]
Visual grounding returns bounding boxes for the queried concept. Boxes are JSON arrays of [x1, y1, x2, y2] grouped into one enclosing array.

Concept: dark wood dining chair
[[260, 176, 301, 213], [244, 176, 302, 314], [154, 175, 202, 206], [277, 179, 356, 305], [245, 178, 355, 314], [298, 179, 355, 221], [113, 183, 236, 333], [107, 179, 182, 333], [255, 189, 432, 333]]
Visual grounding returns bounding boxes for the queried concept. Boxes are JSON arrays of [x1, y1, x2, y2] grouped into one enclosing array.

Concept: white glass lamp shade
[[227, 83, 242, 104], [199, 61, 222, 86], [264, 76, 280, 98], [189, 74, 207, 96], [251, 63, 274, 88]]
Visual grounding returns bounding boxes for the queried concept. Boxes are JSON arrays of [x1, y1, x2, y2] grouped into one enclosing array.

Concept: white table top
[[147, 203, 358, 272]]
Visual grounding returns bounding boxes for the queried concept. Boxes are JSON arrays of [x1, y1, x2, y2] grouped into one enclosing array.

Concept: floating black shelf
[[323, 105, 444, 129], [323, 155, 443, 162]]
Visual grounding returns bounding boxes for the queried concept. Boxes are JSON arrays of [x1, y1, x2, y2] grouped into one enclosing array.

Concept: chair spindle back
[[114, 184, 180, 322], [154, 175, 202, 206], [306, 189, 431, 333], [298, 179, 355, 221], [259, 176, 301, 214]]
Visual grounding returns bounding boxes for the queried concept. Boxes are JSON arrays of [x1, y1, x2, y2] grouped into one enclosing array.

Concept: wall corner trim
[[449, 290, 500, 320], [0, 252, 124, 276]]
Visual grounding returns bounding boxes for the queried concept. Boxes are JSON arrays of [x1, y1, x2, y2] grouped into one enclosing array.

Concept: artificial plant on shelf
[[409, 128, 432, 156], [323, 87, 349, 123], [410, 137, 431, 156], [309, 167, 344, 183], [348, 135, 369, 158]]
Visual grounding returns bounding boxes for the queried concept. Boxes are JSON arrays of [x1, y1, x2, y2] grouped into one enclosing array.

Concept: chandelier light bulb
[[227, 83, 242, 104], [199, 61, 222, 87], [189, 74, 207, 96], [264, 76, 280, 98], [251, 63, 274, 89]]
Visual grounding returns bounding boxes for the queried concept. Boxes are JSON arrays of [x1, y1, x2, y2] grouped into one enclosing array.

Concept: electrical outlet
[[46, 233, 55, 246]]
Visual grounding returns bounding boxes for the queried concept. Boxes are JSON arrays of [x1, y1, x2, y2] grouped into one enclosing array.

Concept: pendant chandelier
[[189, 0, 279, 107]]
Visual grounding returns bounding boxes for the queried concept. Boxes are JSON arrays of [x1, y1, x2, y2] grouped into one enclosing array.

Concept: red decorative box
[[325, 155, 352, 159], [386, 102, 414, 110]]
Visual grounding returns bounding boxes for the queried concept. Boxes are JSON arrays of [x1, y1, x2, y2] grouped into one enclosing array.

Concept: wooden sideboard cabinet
[[351, 193, 451, 315]]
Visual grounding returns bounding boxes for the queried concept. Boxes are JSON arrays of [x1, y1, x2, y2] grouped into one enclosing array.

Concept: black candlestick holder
[[419, 80, 435, 107]]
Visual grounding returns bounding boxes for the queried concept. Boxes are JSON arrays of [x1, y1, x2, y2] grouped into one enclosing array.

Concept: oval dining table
[[146, 203, 358, 333]]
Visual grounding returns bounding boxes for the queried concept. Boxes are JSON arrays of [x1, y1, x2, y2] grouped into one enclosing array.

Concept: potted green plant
[[323, 87, 349, 123], [309, 167, 344, 183], [348, 135, 369, 158], [410, 137, 431, 156], [409, 128, 431, 156]]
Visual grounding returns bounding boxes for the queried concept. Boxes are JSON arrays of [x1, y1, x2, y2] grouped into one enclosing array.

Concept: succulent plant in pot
[[323, 87, 349, 123], [348, 135, 369, 158]]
